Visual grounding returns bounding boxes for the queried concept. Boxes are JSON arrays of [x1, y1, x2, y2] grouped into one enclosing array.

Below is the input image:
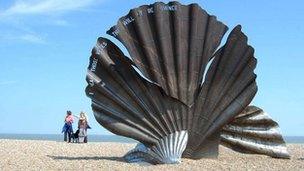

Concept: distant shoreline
[[0, 133, 303, 143], [0, 133, 137, 143]]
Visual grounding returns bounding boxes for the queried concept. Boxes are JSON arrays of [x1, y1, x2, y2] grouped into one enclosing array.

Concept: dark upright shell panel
[[184, 26, 258, 158], [107, 1, 228, 106], [86, 37, 188, 146]]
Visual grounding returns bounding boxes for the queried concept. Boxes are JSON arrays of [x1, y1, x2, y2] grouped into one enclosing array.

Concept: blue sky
[[0, 0, 303, 136]]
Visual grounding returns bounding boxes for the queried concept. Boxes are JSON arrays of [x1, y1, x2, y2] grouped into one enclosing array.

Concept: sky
[[0, 0, 303, 136]]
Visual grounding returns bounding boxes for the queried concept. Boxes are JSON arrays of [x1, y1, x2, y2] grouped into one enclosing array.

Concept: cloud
[[19, 34, 45, 44], [1, 0, 97, 16], [0, 33, 46, 44], [0, 0, 100, 44], [52, 19, 69, 26], [0, 81, 18, 86]]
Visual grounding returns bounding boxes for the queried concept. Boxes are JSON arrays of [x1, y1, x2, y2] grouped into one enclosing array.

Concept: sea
[[0, 134, 303, 143], [0, 134, 137, 143]]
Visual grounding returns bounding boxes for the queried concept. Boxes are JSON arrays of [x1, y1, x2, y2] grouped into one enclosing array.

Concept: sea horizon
[[0, 133, 137, 143], [0, 133, 304, 143]]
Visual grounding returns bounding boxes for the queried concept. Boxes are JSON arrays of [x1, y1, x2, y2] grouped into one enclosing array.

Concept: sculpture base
[[124, 131, 188, 164], [183, 131, 221, 159]]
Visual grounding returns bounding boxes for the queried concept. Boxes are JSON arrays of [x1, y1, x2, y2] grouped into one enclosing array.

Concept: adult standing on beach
[[62, 111, 74, 142], [78, 112, 90, 143]]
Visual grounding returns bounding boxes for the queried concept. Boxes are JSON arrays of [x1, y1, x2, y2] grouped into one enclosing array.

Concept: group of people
[[62, 111, 91, 143]]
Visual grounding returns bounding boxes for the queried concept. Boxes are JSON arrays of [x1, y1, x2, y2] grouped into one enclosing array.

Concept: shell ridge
[[91, 101, 159, 144], [190, 26, 251, 137], [220, 106, 290, 158], [198, 31, 255, 131], [188, 62, 257, 154], [90, 87, 162, 141], [88, 38, 195, 147], [92, 40, 170, 138]]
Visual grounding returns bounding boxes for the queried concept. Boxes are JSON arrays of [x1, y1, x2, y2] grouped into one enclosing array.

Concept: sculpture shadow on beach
[[47, 155, 124, 162]]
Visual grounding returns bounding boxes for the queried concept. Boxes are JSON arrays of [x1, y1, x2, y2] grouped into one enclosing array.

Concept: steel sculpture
[[85, 1, 290, 164]]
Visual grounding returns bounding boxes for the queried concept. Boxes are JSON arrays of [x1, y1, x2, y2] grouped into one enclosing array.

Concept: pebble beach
[[0, 139, 303, 170]]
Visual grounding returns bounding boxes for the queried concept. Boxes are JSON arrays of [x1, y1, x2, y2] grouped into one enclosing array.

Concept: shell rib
[[220, 106, 290, 159]]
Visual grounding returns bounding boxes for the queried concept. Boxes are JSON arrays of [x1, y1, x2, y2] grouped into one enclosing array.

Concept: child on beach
[[62, 111, 74, 143]]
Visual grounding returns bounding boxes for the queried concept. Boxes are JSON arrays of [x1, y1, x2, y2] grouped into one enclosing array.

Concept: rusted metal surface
[[85, 1, 290, 164]]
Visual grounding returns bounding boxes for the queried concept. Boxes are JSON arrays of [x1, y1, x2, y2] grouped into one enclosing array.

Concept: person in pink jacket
[[62, 111, 74, 142]]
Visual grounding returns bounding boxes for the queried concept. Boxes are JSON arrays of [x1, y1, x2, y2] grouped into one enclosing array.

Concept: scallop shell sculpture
[[85, 1, 290, 164]]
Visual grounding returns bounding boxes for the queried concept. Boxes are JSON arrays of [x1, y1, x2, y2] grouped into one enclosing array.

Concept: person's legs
[[84, 129, 87, 143], [84, 136, 87, 143], [78, 128, 85, 143], [64, 131, 67, 141], [68, 132, 72, 143], [79, 136, 84, 143]]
